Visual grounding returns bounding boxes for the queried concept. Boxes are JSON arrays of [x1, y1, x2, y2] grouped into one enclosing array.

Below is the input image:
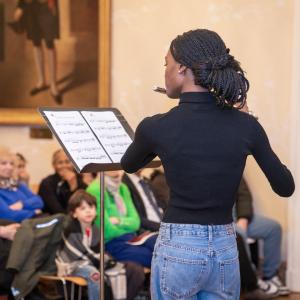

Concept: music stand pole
[[100, 171, 105, 300]]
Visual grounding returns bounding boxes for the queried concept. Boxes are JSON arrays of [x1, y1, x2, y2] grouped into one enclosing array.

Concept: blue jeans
[[151, 223, 240, 300], [71, 264, 99, 300], [236, 214, 282, 279]]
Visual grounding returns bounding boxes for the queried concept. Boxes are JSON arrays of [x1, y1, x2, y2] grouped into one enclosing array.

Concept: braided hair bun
[[170, 29, 249, 108]]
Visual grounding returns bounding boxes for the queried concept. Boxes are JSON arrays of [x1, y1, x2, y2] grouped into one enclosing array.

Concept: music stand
[[39, 107, 160, 299]]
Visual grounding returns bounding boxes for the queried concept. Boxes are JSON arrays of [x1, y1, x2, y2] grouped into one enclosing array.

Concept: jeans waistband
[[159, 222, 236, 239]]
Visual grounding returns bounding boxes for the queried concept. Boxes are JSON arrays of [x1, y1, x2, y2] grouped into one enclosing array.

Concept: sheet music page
[[44, 111, 111, 170], [81, 111, 133, 163]]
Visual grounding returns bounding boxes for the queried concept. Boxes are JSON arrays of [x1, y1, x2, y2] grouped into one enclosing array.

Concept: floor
[[277, 295, 300, 300]]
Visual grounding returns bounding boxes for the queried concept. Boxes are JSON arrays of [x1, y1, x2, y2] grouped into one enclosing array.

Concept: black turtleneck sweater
[[121, 92, 295, 225]]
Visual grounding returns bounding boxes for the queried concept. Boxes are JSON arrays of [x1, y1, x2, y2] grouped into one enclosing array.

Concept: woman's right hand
[[109, 217, 120, 225], [9, 201, 24, 211], [14, 8, 23, 22]]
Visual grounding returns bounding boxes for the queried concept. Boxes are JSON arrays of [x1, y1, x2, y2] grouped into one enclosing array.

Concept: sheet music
[[81, 111, 132, 163], [44, 111, 111, 170]]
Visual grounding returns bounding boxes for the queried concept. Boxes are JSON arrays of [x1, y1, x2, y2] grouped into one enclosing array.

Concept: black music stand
[[39, 107, 160, 299]]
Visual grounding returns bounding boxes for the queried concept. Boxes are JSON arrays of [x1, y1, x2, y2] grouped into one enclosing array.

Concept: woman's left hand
[[109, 217, 120, 225], [9, 201, 24, 211]]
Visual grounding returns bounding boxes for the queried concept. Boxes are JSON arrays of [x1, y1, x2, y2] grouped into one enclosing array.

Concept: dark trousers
[[105, 233, 157, 268], [0, 220, 15, 295], [237, 233, 258, 292], [125, 262, 145, 300]]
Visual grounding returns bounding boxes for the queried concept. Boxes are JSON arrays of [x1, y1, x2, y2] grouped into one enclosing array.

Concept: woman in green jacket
[[87, 171, 157, 268]]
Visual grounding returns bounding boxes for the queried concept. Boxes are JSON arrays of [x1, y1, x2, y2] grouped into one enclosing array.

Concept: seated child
[[56, 190, 145, 300]]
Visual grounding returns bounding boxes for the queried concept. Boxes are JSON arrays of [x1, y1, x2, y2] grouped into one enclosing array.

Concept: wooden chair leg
[[61, 279, 68, 300], [71, 282, 75, 300], [78, 286, 82, 300]]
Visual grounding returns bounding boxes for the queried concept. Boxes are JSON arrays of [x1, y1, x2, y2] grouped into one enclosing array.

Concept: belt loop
[[161, 223, 171, 242], [208, 225, 213, 242], [232, 222, 237, 237], [166, 224, 171, 241], [226, 223, 236, 236]]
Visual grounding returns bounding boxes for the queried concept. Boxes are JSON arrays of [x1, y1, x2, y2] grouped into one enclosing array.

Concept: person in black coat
[[123, 171, 164, 233], [38, 149, 87, 214]]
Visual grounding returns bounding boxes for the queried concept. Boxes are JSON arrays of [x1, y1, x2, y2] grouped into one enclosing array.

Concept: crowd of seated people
[[0, 148, 158, 299], [0, 146, 291, 299]]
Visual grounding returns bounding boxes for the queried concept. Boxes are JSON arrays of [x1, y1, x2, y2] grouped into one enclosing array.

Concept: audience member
[[0, 219, 20, 300], [56, 190, 145, 300], [123, 170, 163, 233], [0, 148, 43, 222], [87, 171, 157, 268], [237, 233, 273, 299], [15, 153, 30, 186], [235, 177, 288, 296], [149, 168, 169, 211], [38, 149, 87, 214]]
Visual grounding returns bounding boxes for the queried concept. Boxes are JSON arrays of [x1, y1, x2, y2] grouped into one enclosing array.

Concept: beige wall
[[0, 127, 59, 185], [111, 0, 294, 256]]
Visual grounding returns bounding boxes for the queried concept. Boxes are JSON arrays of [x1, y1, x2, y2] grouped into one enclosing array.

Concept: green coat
[[86, 181, 141, 243]]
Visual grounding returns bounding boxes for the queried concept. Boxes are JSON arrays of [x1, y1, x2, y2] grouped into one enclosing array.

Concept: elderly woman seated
[[87, 171, 157, 268], [0, 148, 43, 222]]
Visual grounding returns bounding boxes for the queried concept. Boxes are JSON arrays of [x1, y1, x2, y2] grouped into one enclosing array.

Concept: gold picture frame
[[0, 0, 111, 126]]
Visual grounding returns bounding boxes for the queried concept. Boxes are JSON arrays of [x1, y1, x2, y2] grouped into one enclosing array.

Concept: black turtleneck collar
[[179, 92, 217, 105]]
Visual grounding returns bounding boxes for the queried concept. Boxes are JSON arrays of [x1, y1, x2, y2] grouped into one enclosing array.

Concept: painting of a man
[[0, 0, 99, 108]]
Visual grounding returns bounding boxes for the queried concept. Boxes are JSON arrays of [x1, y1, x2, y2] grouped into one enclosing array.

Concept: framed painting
[[0, 0, 111, 125]]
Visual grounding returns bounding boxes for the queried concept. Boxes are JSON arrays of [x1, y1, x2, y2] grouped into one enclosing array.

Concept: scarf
[[105, 176, 127, 216], [0, 178, 18, 191]]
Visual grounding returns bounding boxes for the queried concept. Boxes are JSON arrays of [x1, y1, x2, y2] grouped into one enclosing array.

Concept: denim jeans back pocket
[[161, 254, 208, 299], [219, 256, 240, 296]]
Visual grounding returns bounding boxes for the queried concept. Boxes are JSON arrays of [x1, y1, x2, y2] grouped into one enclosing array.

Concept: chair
[[39, 275, 87, 300]]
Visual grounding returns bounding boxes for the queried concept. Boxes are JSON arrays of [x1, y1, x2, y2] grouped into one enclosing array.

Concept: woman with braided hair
[[121, 29, 294, 299]]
